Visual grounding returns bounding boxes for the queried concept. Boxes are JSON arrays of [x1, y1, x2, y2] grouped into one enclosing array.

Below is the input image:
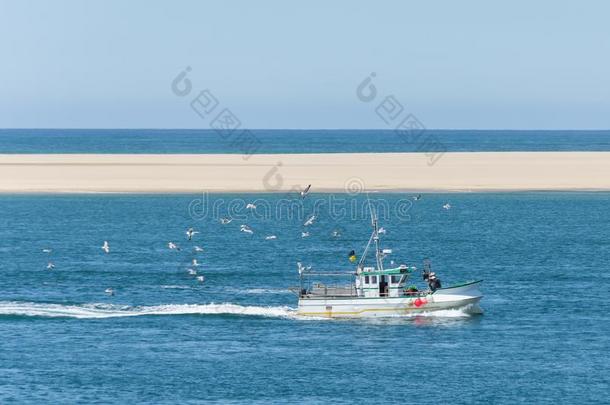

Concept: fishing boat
[[292, 210, 483, 318]]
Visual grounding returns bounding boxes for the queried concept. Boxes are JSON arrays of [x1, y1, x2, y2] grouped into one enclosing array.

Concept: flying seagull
[[187, 268, 197, 275], [196, 275, 205, 283], [297, 262, 312, 275], [240, 224, 254, 234], [301, 231, 310, 238], [46, 262, 55, 270], [192, 259, 200, 267], [443, 203, 452, 210], [265, 235, 277, 240], [105, 288, 114, 296], [378, 227, 387, 234], [193, 246, 204, 252], [300, 184, 312, 199], [246, 203, 257, 210], [220, 217, 233, 225], [186, 228, 199, 241], [303, 215, 316, 227], [42, 248, 52, 253], [168, 241, 181, 251], [101, 241, 110, 253], [412, 194, 422, 201]]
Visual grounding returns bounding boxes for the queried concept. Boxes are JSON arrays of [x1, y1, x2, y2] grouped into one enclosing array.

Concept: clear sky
[[1, 0, 609, 129]]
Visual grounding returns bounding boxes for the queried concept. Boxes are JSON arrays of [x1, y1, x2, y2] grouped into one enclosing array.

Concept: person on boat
[[428, 272, 442, 292]]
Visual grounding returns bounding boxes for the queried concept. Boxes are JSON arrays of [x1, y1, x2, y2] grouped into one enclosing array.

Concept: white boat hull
[[297, 281, 483, 318]]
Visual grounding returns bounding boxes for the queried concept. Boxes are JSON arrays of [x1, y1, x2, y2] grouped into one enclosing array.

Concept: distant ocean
[[1, 129, 609, 153], [0, 193, 609, 403]]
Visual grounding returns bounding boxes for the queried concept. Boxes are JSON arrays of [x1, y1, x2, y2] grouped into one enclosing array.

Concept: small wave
[[0, 301, 297, 320], [245, 288, 291, 295], [419, 304, 483, 317], [377, 304, 482, 319]]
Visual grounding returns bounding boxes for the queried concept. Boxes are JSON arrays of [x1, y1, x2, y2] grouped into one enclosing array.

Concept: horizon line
[[1, 128, 610, 132]]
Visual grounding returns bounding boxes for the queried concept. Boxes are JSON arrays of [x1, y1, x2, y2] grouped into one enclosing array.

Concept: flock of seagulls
[[170, 232, 207, 285], [39, 187, 455, 296], [41, 225, 209, 296]]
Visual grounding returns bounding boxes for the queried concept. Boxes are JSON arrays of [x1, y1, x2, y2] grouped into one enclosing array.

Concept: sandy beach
[[0, 152, 609, 193]]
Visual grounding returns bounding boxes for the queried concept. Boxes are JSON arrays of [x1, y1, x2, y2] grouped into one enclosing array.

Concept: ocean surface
[[1, 129, 610, 153], [0, 192, 608, 404]]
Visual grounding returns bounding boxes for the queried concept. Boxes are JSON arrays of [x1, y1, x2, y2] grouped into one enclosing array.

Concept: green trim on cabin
[[361, 267, 414, 276]]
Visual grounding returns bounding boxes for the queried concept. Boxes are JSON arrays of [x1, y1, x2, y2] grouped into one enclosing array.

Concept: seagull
[[168, 241, 181, 251], [443, 203, 452, 210], [104, 288, 114, 296], [220, 217, 232, 225], [300, 184, 312, 199], [192, 259, 200, 267], [196, 275, 205, 283], [331, 230, 341, 238], [301, 231, 310, 238], [187, 268, 197, 275], [246, 203, 257, 210], [265, 235, 277, 240], [413, 194, 422, 201], [240, 224, 254, 234], [193, 246, 204, 252], [303, 215, 316, 226], [46, 262, 55, 270], [101, 241, 110, 253], [42, 248, 52, 253], [378, 227, 387, 234], [297, 262, 312, 275], [186, 228, 199, 240]]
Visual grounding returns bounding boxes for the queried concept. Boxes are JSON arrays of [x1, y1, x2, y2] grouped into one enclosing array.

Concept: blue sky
[[1, 0, 609, 129]]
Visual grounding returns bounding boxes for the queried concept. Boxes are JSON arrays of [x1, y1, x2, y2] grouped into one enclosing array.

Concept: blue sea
[[1, 129, 610, 153], [1, 192, 609, 404]]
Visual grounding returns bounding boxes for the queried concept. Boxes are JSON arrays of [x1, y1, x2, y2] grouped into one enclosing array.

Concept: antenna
[[366, 194, 383, 271]]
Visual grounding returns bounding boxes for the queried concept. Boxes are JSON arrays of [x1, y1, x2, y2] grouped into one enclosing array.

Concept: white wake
[[0, 301, 298, 320]]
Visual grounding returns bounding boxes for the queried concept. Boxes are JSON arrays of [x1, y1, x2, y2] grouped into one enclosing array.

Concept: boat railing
[[401, 290, 431, 298], [305, 283, 359, 298], [294, 284, 433, 298]]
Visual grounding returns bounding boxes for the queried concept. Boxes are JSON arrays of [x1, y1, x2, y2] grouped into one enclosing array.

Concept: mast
[[372, 211, 383, 271], [367, 196, 383, 271]]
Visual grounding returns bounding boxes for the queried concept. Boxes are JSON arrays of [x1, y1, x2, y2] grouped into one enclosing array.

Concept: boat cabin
[[356, 265, 414, 298]]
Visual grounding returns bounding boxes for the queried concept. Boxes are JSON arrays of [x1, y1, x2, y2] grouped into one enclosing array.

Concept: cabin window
[[391, 275, 401, 284], [371, 276, 377, 284], [365, 276, 370, 284]]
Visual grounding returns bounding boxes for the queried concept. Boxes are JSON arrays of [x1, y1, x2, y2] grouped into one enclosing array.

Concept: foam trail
[[412, 304, 483, 317], [0, 301, 298, 320]]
